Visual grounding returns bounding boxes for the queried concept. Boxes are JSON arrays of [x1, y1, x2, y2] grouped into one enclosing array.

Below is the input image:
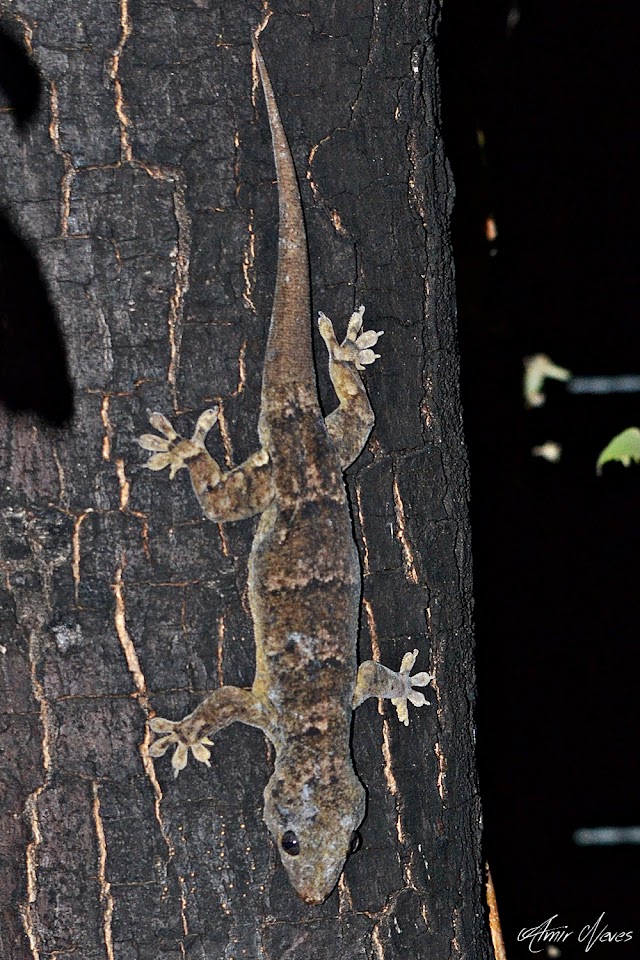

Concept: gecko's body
[[141, 41, 431, 903]]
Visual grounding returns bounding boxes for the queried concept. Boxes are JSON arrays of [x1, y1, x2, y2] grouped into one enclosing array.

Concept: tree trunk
[[0, 2, 490, 958]]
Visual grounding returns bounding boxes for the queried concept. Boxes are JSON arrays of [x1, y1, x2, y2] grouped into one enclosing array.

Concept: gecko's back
[[249, 39, 360, 722]]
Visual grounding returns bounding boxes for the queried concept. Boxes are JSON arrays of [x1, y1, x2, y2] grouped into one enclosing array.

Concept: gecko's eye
[[349, 831, 362, 855], [281, 830, 300, 856]]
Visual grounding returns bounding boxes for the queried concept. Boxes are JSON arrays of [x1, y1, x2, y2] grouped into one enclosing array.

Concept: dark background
[[440, 0, 639, 954]]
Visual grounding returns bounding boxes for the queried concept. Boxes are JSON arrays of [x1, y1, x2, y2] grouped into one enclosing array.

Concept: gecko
[[139, 39, 432, 904]]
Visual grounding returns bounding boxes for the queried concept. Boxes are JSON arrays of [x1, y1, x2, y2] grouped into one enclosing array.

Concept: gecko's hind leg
[[139, 408, 274, 522], [318, 306, 383, 468], [149, 686, 272, 777], [353, 649, 433, 726]]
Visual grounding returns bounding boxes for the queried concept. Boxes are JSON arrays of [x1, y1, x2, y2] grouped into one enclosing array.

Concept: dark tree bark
[[0, 2, 490, 958]]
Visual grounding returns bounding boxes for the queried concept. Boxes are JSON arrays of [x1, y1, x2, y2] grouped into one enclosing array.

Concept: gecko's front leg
[[354, 649, 433, 726], [139, 408, 274, 522], [149, 686, 273, 777], [318, 306, 383, 468]]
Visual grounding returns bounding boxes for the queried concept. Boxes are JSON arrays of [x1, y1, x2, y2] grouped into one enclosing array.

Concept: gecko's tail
[[253, 38, 319, 414]]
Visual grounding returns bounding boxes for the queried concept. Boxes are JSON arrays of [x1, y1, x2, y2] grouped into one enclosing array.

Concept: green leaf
[[596, 427, 640, 475]]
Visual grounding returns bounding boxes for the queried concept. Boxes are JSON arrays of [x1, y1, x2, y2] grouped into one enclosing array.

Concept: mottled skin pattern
[[140, 39, 432, 904]]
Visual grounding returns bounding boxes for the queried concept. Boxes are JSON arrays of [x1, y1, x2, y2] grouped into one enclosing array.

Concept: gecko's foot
[[138, 408, 219, 479], [148, 716, 214, 777], [390, 649, 433, 727], [318, 305, 383, 371]]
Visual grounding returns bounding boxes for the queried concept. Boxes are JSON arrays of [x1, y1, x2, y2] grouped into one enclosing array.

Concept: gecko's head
[[264, 757, 366, 904]]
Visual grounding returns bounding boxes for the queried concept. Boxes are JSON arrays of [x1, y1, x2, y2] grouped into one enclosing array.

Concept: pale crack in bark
[[391, 471, 419, 584], [109, 0, 133, 163], [100, 396, 112, 461], [166, 180, 191, 408], [242, 211, 257, 313], [72, 509, 94, 605], [47, 81, 75, 237], [354, 481, 370, 576], [92, 782, 116, 960]]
